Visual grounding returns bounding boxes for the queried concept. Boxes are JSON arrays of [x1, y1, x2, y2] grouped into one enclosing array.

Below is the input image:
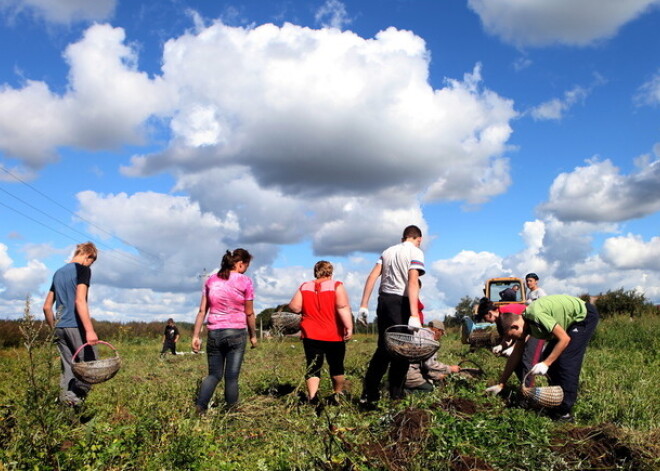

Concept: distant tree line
[[3, 287, 653, 348], [0, 319, 195, 349], [580, 288, 658, 318]]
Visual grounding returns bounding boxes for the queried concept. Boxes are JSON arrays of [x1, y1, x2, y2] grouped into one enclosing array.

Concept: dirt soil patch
[[431, 397, 480, 417], [358, 407, 432, 471], [551, 423, 657, 470]]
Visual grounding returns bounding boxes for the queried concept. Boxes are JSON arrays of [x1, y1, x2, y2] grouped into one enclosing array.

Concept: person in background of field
[[405, 320, 460, 393], [525, 273, 547, 305], [499, 284, 520, 302], [486, 294, 599, 421], [43, 242, 99, 406], [288, 261, 353, 405], [160, 318, 180, 357], [358, 225, 425, 407], [520, 273, 548, 383], [192, 248, 257, 413]]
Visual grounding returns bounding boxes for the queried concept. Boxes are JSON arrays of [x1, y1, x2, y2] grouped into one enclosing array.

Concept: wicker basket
[[384, 325, 439, 362], [520, 371, 564, 408], [457, 359, 485, 379], [271, 311, 302, 334], [71, 341, 122, 384]]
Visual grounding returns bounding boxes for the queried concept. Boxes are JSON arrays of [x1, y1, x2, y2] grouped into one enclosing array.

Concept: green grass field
[[1, 314, 659, 470]]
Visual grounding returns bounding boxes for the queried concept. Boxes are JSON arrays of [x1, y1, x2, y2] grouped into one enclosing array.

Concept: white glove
[[501, 346, 514, 357], [492, 344, 503, 355], [357, 307, 369, 327], [485, 384, 503, 395], [408, 316, 422, 328], [529, 362, 549, 376]]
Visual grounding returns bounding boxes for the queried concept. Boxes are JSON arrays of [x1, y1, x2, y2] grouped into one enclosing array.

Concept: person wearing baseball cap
[[404, 319, 460, 393], [525, 273, 547, 305]]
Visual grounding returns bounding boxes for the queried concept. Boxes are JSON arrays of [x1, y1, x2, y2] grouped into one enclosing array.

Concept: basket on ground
[[71, 341, 122, 384], [520, 371, 563, 408], [271, 311, 302, 334], [384, 325, 439, 362]]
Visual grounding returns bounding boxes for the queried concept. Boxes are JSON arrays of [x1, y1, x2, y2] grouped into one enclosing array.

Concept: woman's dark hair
[[476, 297, 496, 322], [218, 248, 253, 280]]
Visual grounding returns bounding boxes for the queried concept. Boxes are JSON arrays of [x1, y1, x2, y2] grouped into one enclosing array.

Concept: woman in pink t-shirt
[[192, 248, 257, 412]]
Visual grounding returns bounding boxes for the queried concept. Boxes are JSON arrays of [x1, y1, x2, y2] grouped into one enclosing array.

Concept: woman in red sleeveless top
[[288, 261, 353, 404]]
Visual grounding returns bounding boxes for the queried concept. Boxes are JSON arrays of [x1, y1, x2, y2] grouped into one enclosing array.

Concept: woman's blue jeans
[[196, 328, 247, 409]]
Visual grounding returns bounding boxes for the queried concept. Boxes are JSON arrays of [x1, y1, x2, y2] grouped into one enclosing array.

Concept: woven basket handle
[[458, 359, 484, 372], [521, 370, 546, 391], [385, 324, 425, 334], [72, 340, 117, 363]]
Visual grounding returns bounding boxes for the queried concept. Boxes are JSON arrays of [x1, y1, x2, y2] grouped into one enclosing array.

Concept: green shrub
[[582, 288, 657, 318]]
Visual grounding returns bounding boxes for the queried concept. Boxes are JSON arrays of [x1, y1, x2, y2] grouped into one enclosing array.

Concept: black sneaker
[[549, 410, 574, 423], [358, 397, 378, 411], [327, 393, 343, 406], [555, 413, 574, 423]]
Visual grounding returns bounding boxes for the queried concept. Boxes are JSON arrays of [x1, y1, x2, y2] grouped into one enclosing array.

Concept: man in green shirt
[[486, 295, 599, 421]]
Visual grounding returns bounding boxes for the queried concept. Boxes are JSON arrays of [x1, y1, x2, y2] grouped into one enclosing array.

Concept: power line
[[0, 198, 148, 268], [0, 166, 160, 261], [0, 186, 139, 261]]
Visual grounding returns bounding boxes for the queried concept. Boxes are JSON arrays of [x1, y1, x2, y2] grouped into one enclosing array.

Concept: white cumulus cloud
[[114, 21, 516, 253], [602, 234, 660, 270], [74, 190, 242, 292], [467, 0, 660, 47], [635, 70, 660, 107], [0, 243, 49, 300], [0, 24, 172, 167], [539, 154, 660, 223], [315, 0, 352, 30], [1, 0, 116, 24], [529, 85, 590, 121]]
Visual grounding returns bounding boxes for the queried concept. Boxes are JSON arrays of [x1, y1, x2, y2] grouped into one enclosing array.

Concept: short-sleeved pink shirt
[[204, 272, 254, 330]]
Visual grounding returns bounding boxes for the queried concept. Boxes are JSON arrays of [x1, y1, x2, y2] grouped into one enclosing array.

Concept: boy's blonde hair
[[74, 242, 98, 261]]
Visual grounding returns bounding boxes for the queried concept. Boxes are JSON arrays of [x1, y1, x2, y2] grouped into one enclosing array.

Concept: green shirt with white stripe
[[524, 295, 587, 340]]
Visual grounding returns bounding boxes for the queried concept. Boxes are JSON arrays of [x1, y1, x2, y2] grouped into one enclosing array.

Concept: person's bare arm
[[43, 291, 56, 329], [541, 324, 571, 366], [359, 263, 382, 309], [335, 284, 353, 340], [288, 290, 303, 313], [496, 339, 526, 386], [75, 284, 98, 345], [407, 269, 420, 318], [245, 300, 257, 347], [192, 294, 207, 352]]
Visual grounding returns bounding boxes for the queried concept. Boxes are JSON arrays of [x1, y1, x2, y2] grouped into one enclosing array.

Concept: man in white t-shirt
[[525, 273, 547, 305], [519, 272, 548, 384], [358, 225, 425, 405]]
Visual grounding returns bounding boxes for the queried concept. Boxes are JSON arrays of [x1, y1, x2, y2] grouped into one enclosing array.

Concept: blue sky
[[1, 0, 659, 323]]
